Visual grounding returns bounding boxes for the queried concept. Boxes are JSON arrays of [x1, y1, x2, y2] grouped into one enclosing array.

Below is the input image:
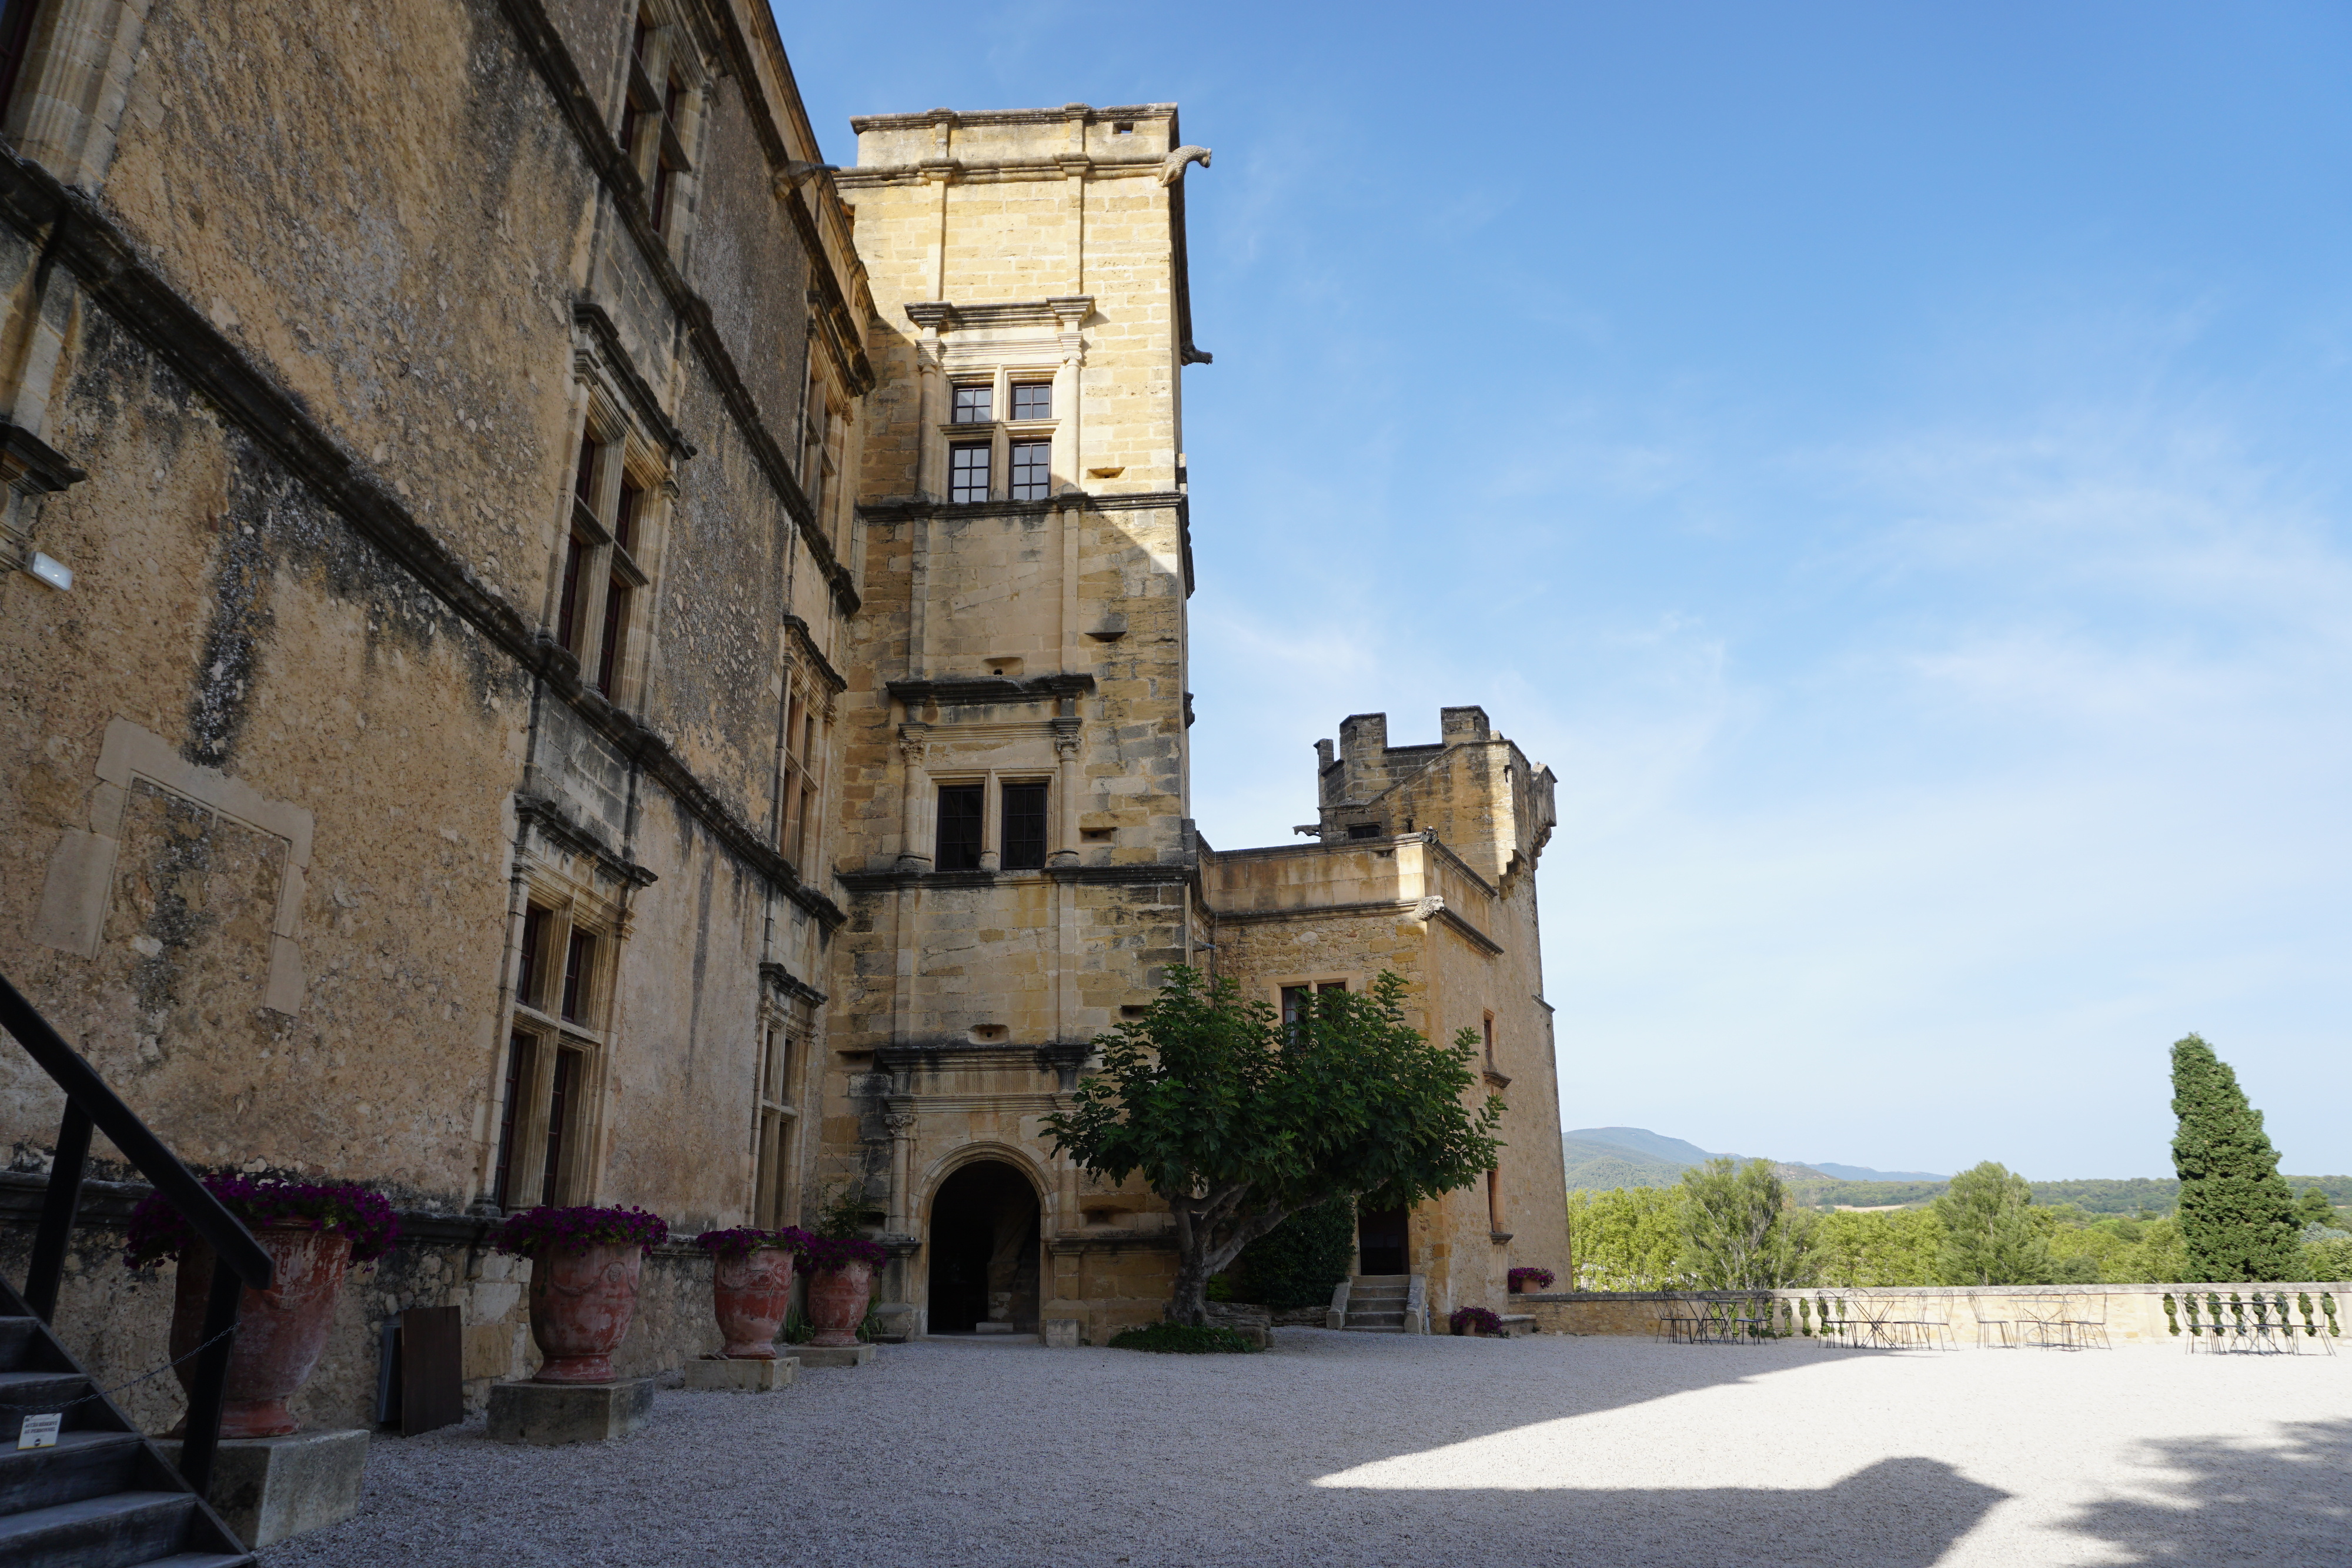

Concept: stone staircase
[[0, 1274, 252, 1567], [1339, 1274, 1414, 1333]]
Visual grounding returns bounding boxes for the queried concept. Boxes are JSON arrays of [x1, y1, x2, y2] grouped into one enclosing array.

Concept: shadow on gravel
[[1318, 1455, 2004, 1568], [2055, 1416, 2352, 1564]]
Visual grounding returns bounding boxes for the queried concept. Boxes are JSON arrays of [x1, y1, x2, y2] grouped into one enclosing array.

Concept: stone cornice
[[783, 615, 848, 694], [759, 959, 827, 1007], [514, 793, 659, 888], [848, 103, 1175, 133], [887, 673, 1095, 708], [0, 152, 845, 934], [838, 862, 1190, 894], [572, 301, 696, 460]]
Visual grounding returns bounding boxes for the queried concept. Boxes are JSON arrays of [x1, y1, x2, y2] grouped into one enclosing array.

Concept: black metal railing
[[0, 970, 272, 1495]]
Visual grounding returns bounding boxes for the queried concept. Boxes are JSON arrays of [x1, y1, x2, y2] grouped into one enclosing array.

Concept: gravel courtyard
[[265, 1329, 2351, 1567]]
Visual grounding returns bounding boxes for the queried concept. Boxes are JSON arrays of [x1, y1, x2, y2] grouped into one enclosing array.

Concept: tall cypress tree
[[2170, 1034, 2299, 1282]]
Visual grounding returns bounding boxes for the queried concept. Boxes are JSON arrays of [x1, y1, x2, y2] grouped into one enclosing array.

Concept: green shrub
[[1108, 1322, 1262, 1355], [1225, 1198, 1357, 1310]]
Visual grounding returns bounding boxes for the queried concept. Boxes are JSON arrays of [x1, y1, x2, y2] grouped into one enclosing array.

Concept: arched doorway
[[927, 1159, 1041, 1334]]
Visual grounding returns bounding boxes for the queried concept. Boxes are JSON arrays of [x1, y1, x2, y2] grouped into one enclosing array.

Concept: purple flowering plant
[[1508, 1266, 1556, 1291], [692, 1226, 812, 1261], [124, 1175, 400, 1271], [494, 1204, 669, 1258], [1449, 1305, 1505, 1337], [800, 1233, 889, 1273]]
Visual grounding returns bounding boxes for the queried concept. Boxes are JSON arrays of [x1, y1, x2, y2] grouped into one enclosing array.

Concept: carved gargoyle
[[1158, 145, 1212, 186]]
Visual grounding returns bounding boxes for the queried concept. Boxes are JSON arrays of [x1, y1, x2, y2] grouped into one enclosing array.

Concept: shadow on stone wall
[[2054, 1416, 2352, 1564]]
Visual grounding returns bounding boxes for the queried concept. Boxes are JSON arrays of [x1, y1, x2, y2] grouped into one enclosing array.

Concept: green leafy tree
[[1676, 1157, 1818, 1289], [1816, 1207, 1945, 1286], [1566, 1186, 1684, 1289], [2295, 1188, 2338, 1229], [1933, 1162, 2050, 1285], [1046, 968, 1500, 1326], [2171, 1034, 2300, 1282]]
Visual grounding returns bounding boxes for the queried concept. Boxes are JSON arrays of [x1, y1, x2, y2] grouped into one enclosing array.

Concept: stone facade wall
[[1519, 1283, 2352, 1346]]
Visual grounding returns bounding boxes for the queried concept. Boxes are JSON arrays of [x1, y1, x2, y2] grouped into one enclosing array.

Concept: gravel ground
[[263, 1329, 2352, 1567]]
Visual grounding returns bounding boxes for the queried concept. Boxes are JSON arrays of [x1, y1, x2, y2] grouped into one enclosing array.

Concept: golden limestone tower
[[828, 106, 1214, 1335]]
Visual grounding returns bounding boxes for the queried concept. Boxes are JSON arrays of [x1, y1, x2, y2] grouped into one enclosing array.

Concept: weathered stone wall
[[1519, 1283, 2352, 1346]]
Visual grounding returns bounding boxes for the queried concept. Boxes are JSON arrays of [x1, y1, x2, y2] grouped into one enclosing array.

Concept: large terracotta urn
[[712, 1245, 796, 1359], [172, 1226, 352, 1439], [528, 1242, 644, 1383], [806, 1259, 873, 1348]]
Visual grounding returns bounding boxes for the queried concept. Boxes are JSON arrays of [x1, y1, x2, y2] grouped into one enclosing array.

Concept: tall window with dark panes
[[559, 436, 598, 656], [950, 443, 990, 504], [936, 784, 984, 870], [619, 8, 693, 238], [1010, 440, 1051, 501], [1001, 781, 1048, 870], [542, 1048, 582, 1205], [1010, 382, 1051, 422]]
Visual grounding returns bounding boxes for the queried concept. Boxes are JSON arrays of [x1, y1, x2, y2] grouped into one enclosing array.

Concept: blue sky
[[777, 2, 2352, 1179]]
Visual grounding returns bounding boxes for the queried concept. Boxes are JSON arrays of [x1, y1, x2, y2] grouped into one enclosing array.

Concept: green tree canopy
[[1046, 968, 1501, 1325], [1676, 1157, 1818, 1289], [2294, 1187, 2337, 1229], [1932, 1162, 2050, 1285], [2171, 1034, 2300, 1282], [1566, 1186, 1683, 1289]]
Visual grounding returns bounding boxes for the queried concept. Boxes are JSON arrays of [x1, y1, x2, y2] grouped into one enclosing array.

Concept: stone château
[[0, 0, 1565, 1418]]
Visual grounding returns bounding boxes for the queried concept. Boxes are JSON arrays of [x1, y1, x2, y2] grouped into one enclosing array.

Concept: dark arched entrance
[[927, 1159, 1041, 1334]]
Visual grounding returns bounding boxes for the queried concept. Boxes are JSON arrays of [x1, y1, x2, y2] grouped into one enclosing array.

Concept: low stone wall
[[1516, 1282, 2352, 1345], [0, 1174, 737, 1435]]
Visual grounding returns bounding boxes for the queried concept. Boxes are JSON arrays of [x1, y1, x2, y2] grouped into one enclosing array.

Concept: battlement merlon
[[1312, 707, 1558, 886]]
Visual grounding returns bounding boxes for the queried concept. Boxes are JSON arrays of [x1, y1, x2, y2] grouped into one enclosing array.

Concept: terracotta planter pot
[[806, 1259, 873, 1348], [712, 1245, 796, 1359], [527, 1242, 644, 1383], [172, 1226, 353, 1439]]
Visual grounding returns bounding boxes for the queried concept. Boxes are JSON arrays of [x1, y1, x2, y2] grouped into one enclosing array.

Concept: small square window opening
[[1011, 382, 1052, 421], [951, 385, 993, 424]]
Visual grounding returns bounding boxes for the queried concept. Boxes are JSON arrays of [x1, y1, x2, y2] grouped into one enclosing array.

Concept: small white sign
[[16, 1413, 61, 1450]]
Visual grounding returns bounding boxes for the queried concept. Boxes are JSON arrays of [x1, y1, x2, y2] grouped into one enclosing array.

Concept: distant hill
[[1566, 1126, 1722, 1166], [1804, 1161, 1949, 1182], [1562, 1127, 1828, 1191], [1560, 1137, 1690, 1191]]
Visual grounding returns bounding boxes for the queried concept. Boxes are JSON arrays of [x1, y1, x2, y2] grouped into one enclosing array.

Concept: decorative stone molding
[[759, 961, 827, 1008], [0, 417, 86, 574], [34, 718, 313, 1013]]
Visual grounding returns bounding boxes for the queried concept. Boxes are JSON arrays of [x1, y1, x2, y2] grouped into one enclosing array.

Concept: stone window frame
[[747, 1001, 808, 1229], [776, 663, 833, 870], [798, 342, 854, 553], [549, 379, 671, 708], [1274, 976, 1354, 1038], [933, 360, 1061, 504], [32, 718, 313, 1014], [614, 0, 712, 258], [487, 867, 628, 1213], [929, 770, 1054, 873]]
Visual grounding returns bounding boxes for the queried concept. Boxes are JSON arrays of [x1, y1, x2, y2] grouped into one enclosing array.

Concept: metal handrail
[[0, 969, 271, 1495]]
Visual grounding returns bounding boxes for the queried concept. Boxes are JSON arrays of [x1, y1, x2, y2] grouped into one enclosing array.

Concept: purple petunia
[[1449, 1305, 1505, 1336], [691, 1226, 812, 1261], [493, 1204, 669, 1258], [124, 1175, 400, 1270], [1508, 1266, 1556, 1290], [800, 1233, 889, 1272]]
